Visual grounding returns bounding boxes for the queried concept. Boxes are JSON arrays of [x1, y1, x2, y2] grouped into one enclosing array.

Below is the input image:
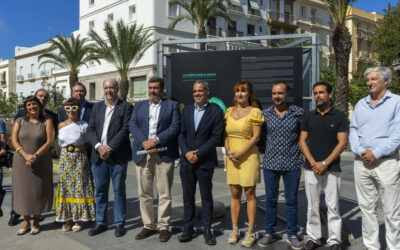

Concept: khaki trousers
[[136, 153, 174, 230], [354, 155, 400, 250]]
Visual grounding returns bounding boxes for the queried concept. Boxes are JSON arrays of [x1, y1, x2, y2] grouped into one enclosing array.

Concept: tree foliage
[[320, 67, 338, 105], [0, 90, 18, 117], [89, 20, 158, 100], [38, 34, 99, 91], [372, 2, 400, 66], [168, 0, 232, 50], [321, 0, 354, 116]]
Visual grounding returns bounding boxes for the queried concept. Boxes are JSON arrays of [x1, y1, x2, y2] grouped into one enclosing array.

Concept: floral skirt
[[55, 149, 95, 222]]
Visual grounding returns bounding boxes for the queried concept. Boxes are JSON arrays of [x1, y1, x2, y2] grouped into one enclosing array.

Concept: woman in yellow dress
[[225, 80, 264, 247]]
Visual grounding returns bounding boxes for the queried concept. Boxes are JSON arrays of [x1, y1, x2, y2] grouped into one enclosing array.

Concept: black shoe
[[0, 189, 5, 217], [329, 244, 341, 250], [178, 227, 194, 242], [8, 210, 21, 226], [204, 228, 216, 245], [88, 224, 108, 236], [303, 240, 319, 250], [115, 225, 126, 237]]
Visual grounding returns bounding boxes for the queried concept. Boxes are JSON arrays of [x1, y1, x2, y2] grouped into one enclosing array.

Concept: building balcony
[[267, 10, 298, 31], [0, 80, 6, 86], [227, 1, 244, 15], [27, 73, 35, 79], [40, 70, 50, 77], [355, 28, 374, 40], [16, 75, 24, 82], [228, 30, 244, 37], [206, 26, 222, 37], [247, 8, 262, 19]]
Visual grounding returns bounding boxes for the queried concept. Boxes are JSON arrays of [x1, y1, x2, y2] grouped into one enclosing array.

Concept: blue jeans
[[263, 168, 301, 236], [91, 160, 127, 226]]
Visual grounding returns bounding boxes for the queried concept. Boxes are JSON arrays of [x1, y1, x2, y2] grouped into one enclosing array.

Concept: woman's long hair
[[23, 95, 45, 122], [233, 80, 258, 107]]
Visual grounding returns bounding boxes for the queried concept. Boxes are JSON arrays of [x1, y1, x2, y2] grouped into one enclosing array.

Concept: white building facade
[[0, 58, 16, 97], [14, 44, 70, 100]]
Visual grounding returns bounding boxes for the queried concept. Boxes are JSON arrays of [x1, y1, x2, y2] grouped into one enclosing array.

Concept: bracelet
[[226, 149, 230, 155], [34, 153, 40, 159], [16, 147, 23, 153], [322, 161, 328, 169]]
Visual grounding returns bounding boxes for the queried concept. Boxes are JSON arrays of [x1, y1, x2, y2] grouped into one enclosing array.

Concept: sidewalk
[[0, 152, 387, 249]]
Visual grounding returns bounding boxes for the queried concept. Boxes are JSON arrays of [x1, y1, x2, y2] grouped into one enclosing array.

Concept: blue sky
[[0, 0, 397, 60]]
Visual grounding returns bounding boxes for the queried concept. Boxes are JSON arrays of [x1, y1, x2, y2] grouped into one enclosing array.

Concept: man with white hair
[[349, 66, 400, 250]]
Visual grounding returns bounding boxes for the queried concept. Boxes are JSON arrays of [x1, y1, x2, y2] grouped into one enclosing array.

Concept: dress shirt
[[148, 100, 161, 139], [349, 90, 400, 159], [95, 99, 118, 150], [262, 105, 304, 171], [194, 102, 208, 131]]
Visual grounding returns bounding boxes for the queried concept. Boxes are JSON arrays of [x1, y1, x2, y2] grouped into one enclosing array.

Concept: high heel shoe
[[228, 224, 240, 244]]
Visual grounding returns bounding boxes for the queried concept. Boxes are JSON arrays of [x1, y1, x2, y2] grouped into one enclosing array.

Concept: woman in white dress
[[55, 98, 95, 232]]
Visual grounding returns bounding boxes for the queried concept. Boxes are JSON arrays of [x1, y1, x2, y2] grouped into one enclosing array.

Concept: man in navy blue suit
[[58, 82, 93, 123], [129, 76, 180, 242], [178, 81, 224, 245]]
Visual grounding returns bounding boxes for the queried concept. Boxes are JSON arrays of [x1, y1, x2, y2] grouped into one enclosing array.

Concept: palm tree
[[321, 0, 354, 115], [89, 20, 158, 100], [38, 34, 99, 91], [168, 0, 232, 50]]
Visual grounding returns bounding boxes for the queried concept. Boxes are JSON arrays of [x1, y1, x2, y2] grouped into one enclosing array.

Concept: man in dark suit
[[87, 78, 133, 237], [177, 81, 224, 245], [129, 76, 180, 242], [58, 82, 93, 123]]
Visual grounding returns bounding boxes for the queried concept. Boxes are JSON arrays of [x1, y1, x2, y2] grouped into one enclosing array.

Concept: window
[[1, 72, 6, 81], [329, 36, 332, 52], [129, 5, 136, 20], [301, 6, 305, 17], [89, 0, 94, 6], [366, 25, 369, 33], [168, 1, 179, 18], [89, 82, 96, 100], [129, 76, 147, 99], [89, 20, 94, 30], [311, 9, 316, 24], [366, 43, 370, 58], [31, 63, 34, 73], [107, 13, 113, 22], [357, 41, 362, 57], [356, 23, 361, 35], [247, 24, 255, 36]]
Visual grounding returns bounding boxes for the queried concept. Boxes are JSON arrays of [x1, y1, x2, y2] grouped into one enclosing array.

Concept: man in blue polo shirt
[[258, 81, 304, 250]]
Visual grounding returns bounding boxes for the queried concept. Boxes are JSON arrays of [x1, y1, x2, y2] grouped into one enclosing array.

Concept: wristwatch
[[154, 137, 160, 146], [322, 161, 327, 169], [34, 153, 40, 159]]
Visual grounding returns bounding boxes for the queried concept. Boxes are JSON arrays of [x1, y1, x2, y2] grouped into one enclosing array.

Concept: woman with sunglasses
[[55, 98, 95, 232], [12, 96, 55, 235]]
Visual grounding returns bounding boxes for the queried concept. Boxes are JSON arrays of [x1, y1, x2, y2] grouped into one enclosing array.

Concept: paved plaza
[[0, 151, 388, 250]]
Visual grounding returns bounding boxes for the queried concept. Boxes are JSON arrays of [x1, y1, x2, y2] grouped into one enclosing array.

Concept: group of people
[[1, 65, 399, 250]]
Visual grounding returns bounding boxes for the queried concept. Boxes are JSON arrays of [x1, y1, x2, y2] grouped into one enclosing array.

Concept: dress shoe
[[204, 228, 216, 245], [159, 229, 170, 242], [8, 210, 21, 226], [135, 228, 157, 240], [178, 227, 194, 242], [88, 224, 107, 236], [0, 189, 5, 217], [115, 224, 126, 237]]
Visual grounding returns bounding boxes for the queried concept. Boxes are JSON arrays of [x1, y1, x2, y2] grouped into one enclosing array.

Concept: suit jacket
[[87, 99, 133, 164], [178, 103, 224, 169], [58, 101, 94, 123], [129, 98, 180, 163]]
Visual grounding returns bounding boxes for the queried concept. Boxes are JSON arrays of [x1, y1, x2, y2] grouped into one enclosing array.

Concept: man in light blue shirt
[[349, 66, 400, 250]]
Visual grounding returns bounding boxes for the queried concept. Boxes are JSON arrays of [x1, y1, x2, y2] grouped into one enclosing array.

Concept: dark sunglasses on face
[[64, 105, 79, 112]]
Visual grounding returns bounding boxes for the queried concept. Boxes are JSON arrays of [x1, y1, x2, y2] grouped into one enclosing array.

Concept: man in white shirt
[[87, 78, 133, 237], [129, 77, 180, 242]]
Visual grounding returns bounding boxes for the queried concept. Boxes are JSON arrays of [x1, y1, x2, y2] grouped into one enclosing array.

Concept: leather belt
[[62, 144, 86, 152]]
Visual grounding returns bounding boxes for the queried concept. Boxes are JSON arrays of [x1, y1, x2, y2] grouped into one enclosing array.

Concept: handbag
[[0, 151, 13, 168]]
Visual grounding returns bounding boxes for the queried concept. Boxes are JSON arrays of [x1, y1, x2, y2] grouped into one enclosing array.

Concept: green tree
[[46, 85, 66, 113], [372, 3, 400, 66], [168, 0, 232, 50], [89, 20, 158, 100], [38, 34, 99, 91], [0, 90, 18, 117], [321, 0, 354, 116], [320, 67, 337, 105]]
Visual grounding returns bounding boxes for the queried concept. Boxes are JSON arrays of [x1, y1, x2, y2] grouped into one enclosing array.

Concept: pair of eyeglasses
[[64, 105, 79, 111]]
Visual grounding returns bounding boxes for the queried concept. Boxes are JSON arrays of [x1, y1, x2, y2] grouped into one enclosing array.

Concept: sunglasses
[[64, 105, 80, 112]]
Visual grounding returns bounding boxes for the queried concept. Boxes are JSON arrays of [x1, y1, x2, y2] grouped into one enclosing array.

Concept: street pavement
[[0, 151, 389, 250]]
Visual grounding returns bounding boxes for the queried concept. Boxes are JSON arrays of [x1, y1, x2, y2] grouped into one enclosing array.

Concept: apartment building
[[0, 58, 16, 97], [346, 7, 383, 73], [14, 44, 70, 99], [76, 0, 272, 100]]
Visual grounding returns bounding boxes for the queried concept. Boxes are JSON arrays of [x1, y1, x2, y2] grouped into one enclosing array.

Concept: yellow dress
[[225, 107, 264, 186]]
